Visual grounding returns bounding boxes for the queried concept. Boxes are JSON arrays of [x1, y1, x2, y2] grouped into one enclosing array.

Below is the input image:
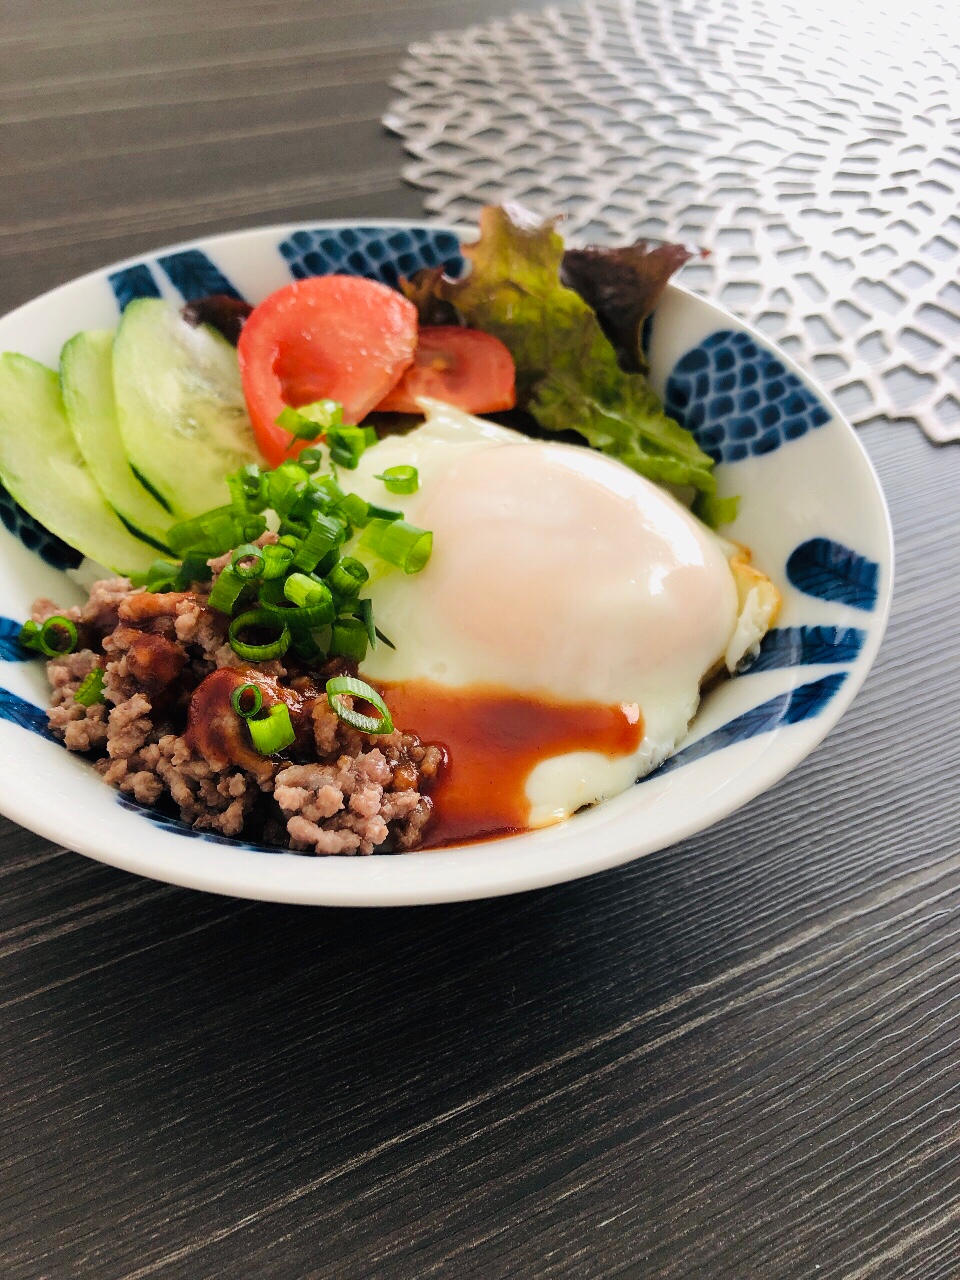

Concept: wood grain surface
[[2, 3, 959, 1278]]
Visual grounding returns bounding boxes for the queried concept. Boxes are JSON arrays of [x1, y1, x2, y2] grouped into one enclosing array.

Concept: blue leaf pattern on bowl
[[0, 617, 31, 662], [647, 672, 848, 779], [108, 263, 162, 310], [786, 538, 879, 611], [156, 249, 244, 302], [278, 225, 464, 287], [739, 625, 866, 674], [665, 330, 831, 462], [0, 483, 82, 570], [0, 686, 54, 738]]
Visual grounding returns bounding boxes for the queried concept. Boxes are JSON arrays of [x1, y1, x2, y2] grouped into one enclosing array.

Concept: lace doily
[[385, 0, 960, 442]]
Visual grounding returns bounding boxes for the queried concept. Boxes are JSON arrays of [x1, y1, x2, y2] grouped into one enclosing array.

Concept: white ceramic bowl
[[0, 221, 893, 905]]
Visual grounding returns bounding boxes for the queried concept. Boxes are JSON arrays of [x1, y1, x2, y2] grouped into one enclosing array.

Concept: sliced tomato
[[375, 326, 516, 415], [237, 275, 418, 465]]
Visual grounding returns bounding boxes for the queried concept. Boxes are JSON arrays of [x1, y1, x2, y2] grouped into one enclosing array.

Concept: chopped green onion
[[301, 399, 343, 428], [238, 463, 269, 511], [267, 463, 309, 519], [361, 518, 433, 574], [230, 682, 264, 720], [25, 615, 79, 657], [292, 629, 330, 662], [326, 675, 394, 735], [356, 597, 377, 650], [277, 517, 309, 540], [178, 551, 213, 590], [327, 424, 370, 469], [168, 505, 249, 557], [275, 406, 321, 445], [291, 513, 345, 572], [260, 542, 295, 580], [335, 492, 370, 528], [247, 702, 296, 755], [375, 626, 396, 651], [327, 556, 368, 599], [374, 465, 419, 495], [207, 566, 246, 614], [261, 578, 335, 630], [228, 609, 291, 661], [230, 544, 265, 580], [297, 447, 324, 474], [74, 666, 106, 706], [308, 474, 345, 512], [329, 615, 368, 662], [145, 559, 179, 593], [366, 503, 403, 523]]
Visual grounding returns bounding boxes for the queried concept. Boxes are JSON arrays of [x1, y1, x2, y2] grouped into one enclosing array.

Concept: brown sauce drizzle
[[378, 680, 644, 848]]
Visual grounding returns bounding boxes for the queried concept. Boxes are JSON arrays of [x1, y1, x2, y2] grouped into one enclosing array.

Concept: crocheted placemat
[[385, 0, 960, 442]]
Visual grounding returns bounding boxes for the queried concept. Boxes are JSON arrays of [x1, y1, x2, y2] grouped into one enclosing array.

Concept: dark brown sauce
[[379, 680, 644, 848]]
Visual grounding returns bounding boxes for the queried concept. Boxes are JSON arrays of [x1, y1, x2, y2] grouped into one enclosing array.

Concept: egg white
[[350, 400, 774, 829]]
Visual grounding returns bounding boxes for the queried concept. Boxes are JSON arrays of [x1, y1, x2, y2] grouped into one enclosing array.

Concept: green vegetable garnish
[[361, 518, 432, 574], [374, 465, 418, 495], [247, 702, 296, 754], [74, 666, 106, 706], [19, 615, 79, 658], [230, 682, 263, 720], [420, 204, 724, 518], [325, 675, 394, 735]]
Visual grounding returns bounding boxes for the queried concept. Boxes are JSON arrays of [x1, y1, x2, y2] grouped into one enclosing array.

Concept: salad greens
[[410, 204, 724, 507]]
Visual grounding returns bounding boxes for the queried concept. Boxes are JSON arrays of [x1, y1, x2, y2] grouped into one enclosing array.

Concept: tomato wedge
[[375, 326, 516, 415], [237, 275, 418, 465]]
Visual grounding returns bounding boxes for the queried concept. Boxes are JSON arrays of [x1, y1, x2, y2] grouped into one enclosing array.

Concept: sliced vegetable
[[19, 615, 78, 657], [74, 667, 107, 706], [360, 518, 432, 574], [228, 609, 291, 661], [376, 326, 516, 415], [247, 702, 296, 754], [113, 299, 260, 519], [230, 682, 263, 719], [60, 330, 173, 548], [374, 465, 418, 495], [237, 275, 418, 466], [0, 354, 159, 574], [326, 675, 394, 735]]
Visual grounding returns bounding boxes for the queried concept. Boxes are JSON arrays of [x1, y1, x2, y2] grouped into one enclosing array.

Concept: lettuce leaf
[[429, 204, 718, 502], [561, 240, 697, 374]]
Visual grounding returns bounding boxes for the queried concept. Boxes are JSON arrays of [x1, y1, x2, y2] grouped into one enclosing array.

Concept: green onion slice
[[260, 579, 335, 630], [327, 556, 369, 599], [178, 551, 212, 590], [20, 615, 80, 657], [361, 518, 433, 574], [207, 566, 246, 615], [74, 666, 106, 706], [260, 542, 295, 581], [145, 559, 179, 593], [335, 492, 370, 529], [230, 682, 264, 720], [228, 609, 291, 661], [230, 544, 265, 580], [291, 513, 344, 572], [329, 615, 368, 662], [374, 465, 419, 495], [327, 425, 369, 470], [248, 702, 296, 755], [297, 447, 324, 474], [325, 675, 394, 735]]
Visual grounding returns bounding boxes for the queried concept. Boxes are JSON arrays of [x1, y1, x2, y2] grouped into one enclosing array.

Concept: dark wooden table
[[2, 3, 959, 1277]]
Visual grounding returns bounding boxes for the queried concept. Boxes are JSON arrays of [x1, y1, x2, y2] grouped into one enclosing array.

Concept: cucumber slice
[[60, 329, 173, 549], [113, 299, 260, 519], [0, 353, 158, 574]]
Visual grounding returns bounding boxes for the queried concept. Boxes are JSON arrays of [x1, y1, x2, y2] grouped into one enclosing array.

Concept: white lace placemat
[[385, 0, 960, 442]]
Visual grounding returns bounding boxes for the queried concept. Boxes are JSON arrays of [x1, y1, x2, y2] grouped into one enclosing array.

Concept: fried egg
[[349, 400, 778, 837]]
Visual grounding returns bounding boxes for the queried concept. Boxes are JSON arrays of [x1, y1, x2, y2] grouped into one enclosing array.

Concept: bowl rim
[[0, 217, 895, 905]]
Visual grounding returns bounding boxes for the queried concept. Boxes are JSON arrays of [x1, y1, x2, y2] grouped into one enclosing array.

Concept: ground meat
[[35, 572, 442, 855]]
